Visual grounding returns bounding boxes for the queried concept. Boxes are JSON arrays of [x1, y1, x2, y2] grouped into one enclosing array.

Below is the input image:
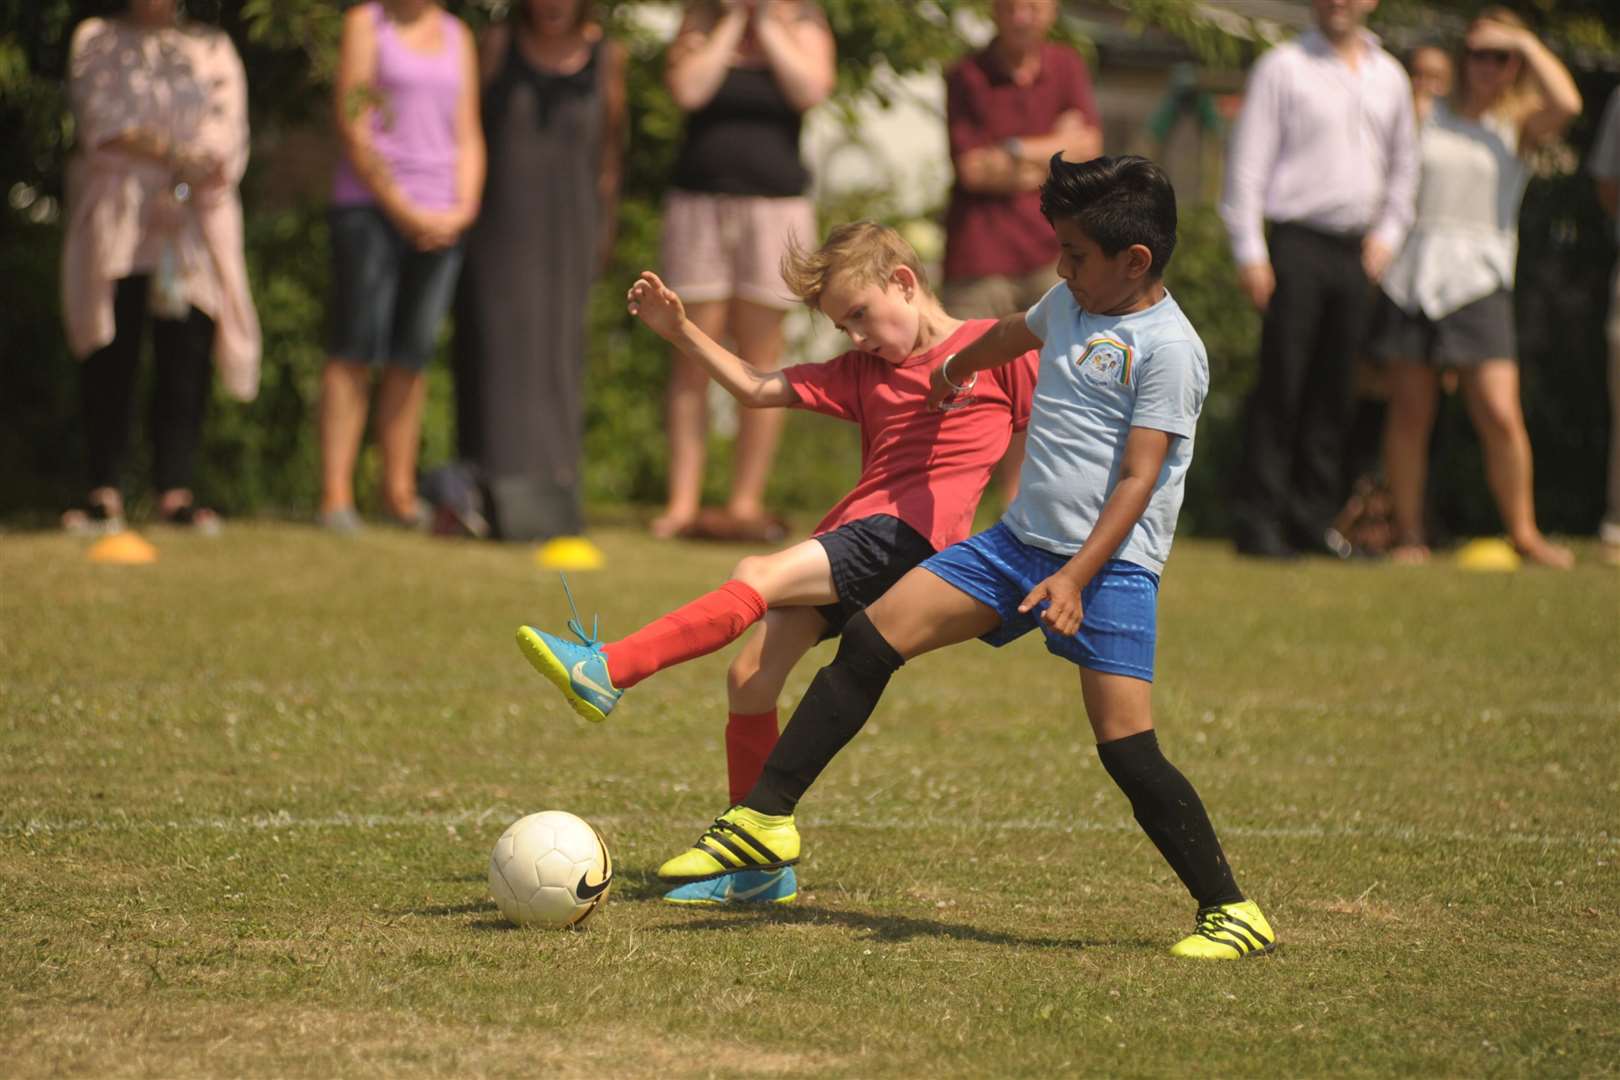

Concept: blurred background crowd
[[2, 0, 1617, 564]]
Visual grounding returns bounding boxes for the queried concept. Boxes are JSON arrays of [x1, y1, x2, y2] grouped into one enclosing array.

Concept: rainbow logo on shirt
[[1078, 336, 1134, 388]]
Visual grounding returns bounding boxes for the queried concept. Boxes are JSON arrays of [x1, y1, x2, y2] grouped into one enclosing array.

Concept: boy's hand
[[627, 270, 686, 338], [1018, 572, 1084, 636]]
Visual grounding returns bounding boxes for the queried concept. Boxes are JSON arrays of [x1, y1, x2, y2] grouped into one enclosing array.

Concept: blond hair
[[779, 221, 930, 312], [1457, 6, 1541, 122]]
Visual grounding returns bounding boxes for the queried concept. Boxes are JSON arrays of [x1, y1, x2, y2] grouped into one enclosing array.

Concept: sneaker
[[663, 866, 798, 905], [317, 507, 364, 535], [1169, 900, 1277, 959], [516, 625, 621, 723], [517, 575, 623, 723], [657, 806, 800, 883]]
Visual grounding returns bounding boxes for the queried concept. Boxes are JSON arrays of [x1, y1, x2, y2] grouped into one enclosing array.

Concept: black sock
[[1096, 729, 1243, 908], [743, 611, 904, 816]]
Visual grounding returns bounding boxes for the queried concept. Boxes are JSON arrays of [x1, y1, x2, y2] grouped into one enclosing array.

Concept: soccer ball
[[488, 811, 613, 929]]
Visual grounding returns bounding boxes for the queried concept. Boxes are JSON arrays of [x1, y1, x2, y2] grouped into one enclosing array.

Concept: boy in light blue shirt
[[658, 155, 1275, 959]]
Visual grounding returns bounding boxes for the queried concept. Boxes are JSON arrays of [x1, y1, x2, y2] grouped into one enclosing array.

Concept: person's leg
[[598, 539, 836, 689], [1084, 670, 1240, 904], [74, 276, 149, 521], [656, 570, 1000, 884], [654, 299, 728, 538], [740, 568, 1002, 817], [1381, 360, 1441, 561], [724, 605, 829, 803], [150, 304, 217, 518], [1604, 270, 1620, 560], [321, 206, 402, 522], [1459, 360, 1573, 568], [1233, 228, 1326, 554], [375, 363, 429, 521], [1080, 666, 1273, 957], [1288, 240, 1369, 548], [725, 298, 789, 524], [318, 359, 374, 516]]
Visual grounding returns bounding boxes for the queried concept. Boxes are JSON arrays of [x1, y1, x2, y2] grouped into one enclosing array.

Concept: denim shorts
[[920, 522, 1160, 681], [327, 205, 464, 369], [812, 514, 938, 639]]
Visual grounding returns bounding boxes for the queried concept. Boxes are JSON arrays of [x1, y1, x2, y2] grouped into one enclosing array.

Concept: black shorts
[[327, 205, 465, 370], [1368, 288, 1516, 367], [812, 514, 937, 639]]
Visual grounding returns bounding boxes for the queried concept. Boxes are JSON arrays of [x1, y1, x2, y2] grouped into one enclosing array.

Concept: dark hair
[[1039, 154, 1177, 277]]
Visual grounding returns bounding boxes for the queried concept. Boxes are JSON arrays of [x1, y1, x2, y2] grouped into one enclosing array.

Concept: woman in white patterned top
[[1371, 7, 1581, 567]]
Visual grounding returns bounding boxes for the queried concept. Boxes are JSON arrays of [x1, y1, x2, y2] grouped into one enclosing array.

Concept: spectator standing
[[59, 0, 260, 534], [1373, 8, 1579, 568], [452, 0, 626, 540], [318, 0, 484, 533], [651, 0, 836, 542], [942, 0, 1099, 502], [1219, 0, 1418, 558], [1590, 85, 1620, 566]]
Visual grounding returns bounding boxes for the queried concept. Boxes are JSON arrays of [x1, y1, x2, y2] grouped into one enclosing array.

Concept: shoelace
[[558, 573, 603, 649]]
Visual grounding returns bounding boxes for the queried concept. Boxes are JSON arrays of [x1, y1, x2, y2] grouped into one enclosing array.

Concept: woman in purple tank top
[[317, 0, 485, 533]]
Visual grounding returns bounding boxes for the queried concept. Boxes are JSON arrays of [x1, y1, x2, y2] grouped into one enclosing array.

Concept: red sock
[[726, 709, 779, 805], [600, 580, 767, 689]]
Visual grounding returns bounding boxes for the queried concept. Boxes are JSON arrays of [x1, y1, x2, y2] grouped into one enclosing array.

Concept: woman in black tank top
[[651, 1, 836, 541]]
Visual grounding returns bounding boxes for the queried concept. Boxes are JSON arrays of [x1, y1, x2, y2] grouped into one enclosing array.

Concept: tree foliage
[[2, 1, 1616, 534]]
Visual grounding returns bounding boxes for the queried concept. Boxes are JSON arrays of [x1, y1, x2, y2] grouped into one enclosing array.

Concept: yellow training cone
[[87, 531, 158, 565], [1455, 537, 1520, 573], [535, 535, 604, 572]]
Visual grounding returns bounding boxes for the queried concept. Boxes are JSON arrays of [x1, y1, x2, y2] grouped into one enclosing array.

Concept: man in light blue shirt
[[1220, 0, 1417, 558]]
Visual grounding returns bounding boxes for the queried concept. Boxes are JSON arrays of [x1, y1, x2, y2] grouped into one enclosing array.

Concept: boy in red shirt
[[517, 221, 1038, 904]]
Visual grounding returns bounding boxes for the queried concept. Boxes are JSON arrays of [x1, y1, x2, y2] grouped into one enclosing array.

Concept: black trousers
[[1233, 223, 1374, 549], [82, 275, 215, 493]]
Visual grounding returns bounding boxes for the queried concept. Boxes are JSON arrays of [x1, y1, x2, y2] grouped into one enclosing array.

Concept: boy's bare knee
[[731, 554, 770, 590]]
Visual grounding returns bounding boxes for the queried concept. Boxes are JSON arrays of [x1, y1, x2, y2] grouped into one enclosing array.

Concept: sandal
[[159, 501, 222, 536], [383, 498, 432, 532], [62, 497, 126, 537], [686, 508, 790, 544]]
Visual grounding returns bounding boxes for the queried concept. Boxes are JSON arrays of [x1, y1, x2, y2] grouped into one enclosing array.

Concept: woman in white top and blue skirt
[[1371, 7, 1580, 567]]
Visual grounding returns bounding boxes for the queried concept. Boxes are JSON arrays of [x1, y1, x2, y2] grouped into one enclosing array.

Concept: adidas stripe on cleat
[[1169, 900, 1277, 959], [657, 806, 800, 883], [663, 866, 798, 905]]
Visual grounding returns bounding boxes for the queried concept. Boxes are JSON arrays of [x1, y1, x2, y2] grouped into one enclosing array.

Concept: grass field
[[3, 521, 1618, 1078]]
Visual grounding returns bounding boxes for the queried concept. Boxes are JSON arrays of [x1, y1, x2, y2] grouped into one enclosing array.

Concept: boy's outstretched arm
[[1019, 426, 1173, 635], [925, 311, 1042, 410], [627, 270, 798, 408]]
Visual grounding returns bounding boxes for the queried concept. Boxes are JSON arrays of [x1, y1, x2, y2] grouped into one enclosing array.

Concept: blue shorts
[[920, 522, 1160, 681]]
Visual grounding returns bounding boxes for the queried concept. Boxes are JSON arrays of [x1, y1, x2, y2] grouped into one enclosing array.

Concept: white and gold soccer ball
[[488, 811, 613, 929]]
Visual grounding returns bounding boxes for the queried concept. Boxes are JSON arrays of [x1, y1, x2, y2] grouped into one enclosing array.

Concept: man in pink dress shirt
[[1219, 0, 1417, 559]]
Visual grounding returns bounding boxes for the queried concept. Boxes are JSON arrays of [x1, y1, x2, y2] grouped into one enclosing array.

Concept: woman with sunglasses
[[1371, 7, 1581, 567]]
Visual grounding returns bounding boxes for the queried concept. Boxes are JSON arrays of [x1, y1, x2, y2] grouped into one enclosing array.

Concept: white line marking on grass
[[5, 809, 1615, 849]]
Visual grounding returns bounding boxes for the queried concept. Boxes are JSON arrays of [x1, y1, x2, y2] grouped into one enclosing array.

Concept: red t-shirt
[[783, 319, 1039, 551], [944, 43, 1101, 281]]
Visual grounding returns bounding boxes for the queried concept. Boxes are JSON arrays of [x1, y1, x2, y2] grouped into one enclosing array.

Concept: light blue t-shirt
[[1002, 283, 1209, 575]]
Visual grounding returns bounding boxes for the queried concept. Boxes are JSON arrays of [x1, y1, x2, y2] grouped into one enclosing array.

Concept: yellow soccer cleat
[[1169, 900, 1277, 959], [657, 806, 800, 883]]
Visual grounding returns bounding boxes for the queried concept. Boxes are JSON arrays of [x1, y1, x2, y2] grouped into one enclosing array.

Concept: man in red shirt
[[942, 0, 1101, 497]]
